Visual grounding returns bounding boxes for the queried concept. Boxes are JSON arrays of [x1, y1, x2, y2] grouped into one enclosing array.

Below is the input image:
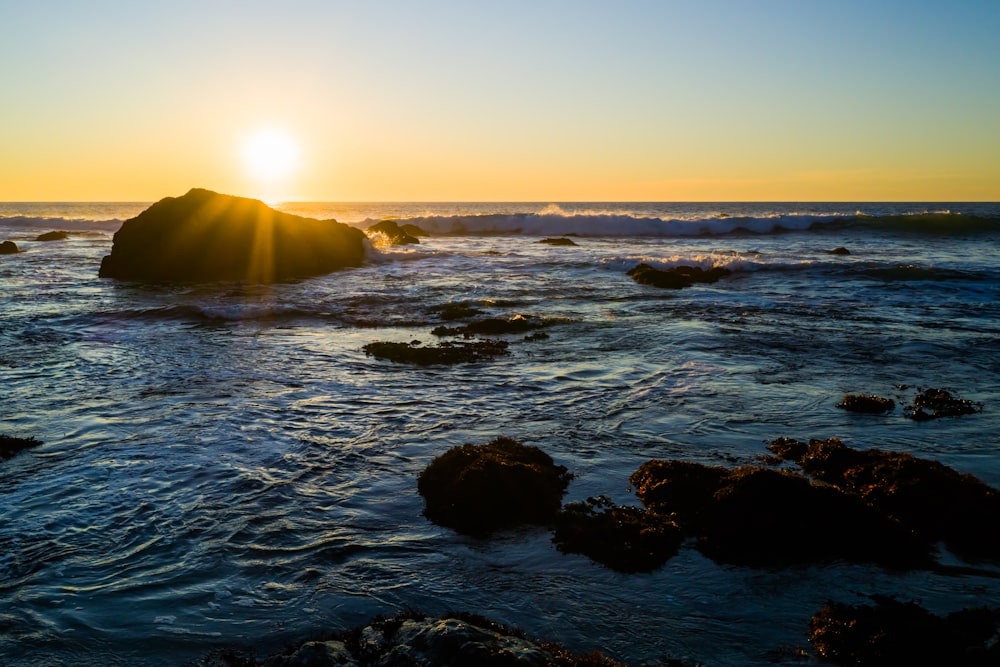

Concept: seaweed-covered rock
[[553, 496, 682, 573], [626, 263, 730, 289], [768, 437, 1000, 561], [366, 219, 420, 245], [99, 188, 366, 282], [809, 597, 1000, 666], [363, 339, 509, 365], [417, 437, 572, 535], [904, 387, 983, 421], [836, 393, 895, 414], [538, 237, 578, 246], [431, 314, 553, 337], [0, 434, 43, 460], [0, 241, 19, 254], [35, 230, 70, 241], [631, 460, 927, 567]]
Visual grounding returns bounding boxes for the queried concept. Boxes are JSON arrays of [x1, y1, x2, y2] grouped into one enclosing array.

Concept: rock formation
[[99, 188, 366, 282]]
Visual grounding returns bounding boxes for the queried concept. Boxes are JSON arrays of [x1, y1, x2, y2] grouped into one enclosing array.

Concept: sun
[[242, 128, 300, 184]]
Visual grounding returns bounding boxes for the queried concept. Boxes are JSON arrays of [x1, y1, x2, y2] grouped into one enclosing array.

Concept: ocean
[[2, 200, 999, 665]]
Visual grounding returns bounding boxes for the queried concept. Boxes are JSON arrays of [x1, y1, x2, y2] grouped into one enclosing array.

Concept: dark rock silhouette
[[363, 339, 508, 365], [206, 611, 627, 667], [553, 496, 682, 573], [809, 597, 1000, 666], [417, 437, 572, 535], [630, 460, 928, 567], [538, 237, 578, 246], [904, 387, 983, 420], [401, 223, 428, 238], [827, 246, 851, 255], [767, 437, 1000, 561], [627, 262, 730, 289], [366, 219, 420, 245], [98, 188, 365, 282], [431, 314, 551, 337], [35, 231, 70, 241], [0, 241, 19, 254], [836, 393, 895, 413], [433, 302, 483, 321], [1, 434, 42, 460]]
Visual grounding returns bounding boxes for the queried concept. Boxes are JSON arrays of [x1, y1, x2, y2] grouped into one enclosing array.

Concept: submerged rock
[[35, 230, 70, 241], [627, 262, 730, 289], [206, 611, 627, 667], [366, 219, 420, 245], [826, 246, 851, 255], [904, 387, 983, 421], [0, 241, 19, 254], [98, 188, 366, 282], [538, 237, 578, 246], [417, 437, 572, 535], [363, 339, 509, 365], [630, 460, 927, 567], [553, 496, 683, 573], [836, 393, 895, 414], [0, 434, 42, 460], [767, 437, 1000, 561], [431, 314, 551, 337], [809, 597, 1000, 666], [433, 302, 483, 321]]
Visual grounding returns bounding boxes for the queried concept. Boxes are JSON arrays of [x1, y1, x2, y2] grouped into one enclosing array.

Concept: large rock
[[99, 188, 366, 282], [0, 241, 19, 254], [366, 219, 420, 245]]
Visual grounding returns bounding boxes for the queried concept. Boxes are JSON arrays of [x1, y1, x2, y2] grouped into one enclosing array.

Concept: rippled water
[[2, 202, 999, 666]]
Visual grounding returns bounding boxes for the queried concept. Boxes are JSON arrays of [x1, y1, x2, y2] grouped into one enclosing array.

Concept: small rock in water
[[904, 387, 983, 421], [363, 339, 509, 365], [35, 230, 70, 241], [0, 241, 19, 254], [627, 262, 731, 289], [417, 436, 572, 535], [0, 434, 42, 460], [366, 219, 420, 245], [836, 393, 895, 414], [537, 237, 578, 246], [826, 246, 851, 255]]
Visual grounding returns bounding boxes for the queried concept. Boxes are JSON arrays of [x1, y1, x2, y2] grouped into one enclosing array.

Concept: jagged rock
[[626, 263, 730, 289], [366, 220, 420, 245], [630, 460, 928, 567], [35, 231, 70, 241], [538, 237, 578, 246], [553, 496, 683, 573], [0, 434, 43, 460], [98, 188, 365, 282], [809, 597, 1000, 666], [767, 437, 1000, 561], [418, 437, 572, 535], [363, 339, 509, 365], [0, 241, 19, 254], [904, 387, 983, 421], [836, 393, 895, 414]]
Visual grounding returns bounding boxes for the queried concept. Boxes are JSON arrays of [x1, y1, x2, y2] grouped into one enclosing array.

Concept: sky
[[1, 1, 998, 202]]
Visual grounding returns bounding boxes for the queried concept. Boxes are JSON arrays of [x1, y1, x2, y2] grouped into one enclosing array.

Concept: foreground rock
[[553, 496, 683, 573], [538, 237, 578, 246], [418, 437, 572, 535], [809, 597, 1000, 666], [366, 219, 420, 245], [630, 460, 927, 567], [627, 263, 730, 289], [0, 241, 19, 254], [35, 230, 70, 241], [0, 434, 42, 460], [836, 393, 895, 414], [363, 339, 509, 365], [200, 611, 626, 667], [767, 437, 1000, 560], [99, 188, 366, 282]]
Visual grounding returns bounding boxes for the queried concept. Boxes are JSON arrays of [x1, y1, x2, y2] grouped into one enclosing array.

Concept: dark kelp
[[836, 393, 895, 414], [809, 597, 1000, 666], [417, 437, 572, 535]]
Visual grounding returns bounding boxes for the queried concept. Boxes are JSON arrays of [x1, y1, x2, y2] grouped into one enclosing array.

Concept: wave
[[0, 215, 122, 232], [355, 209, 1000, 239], [98, 303, 323, 325]]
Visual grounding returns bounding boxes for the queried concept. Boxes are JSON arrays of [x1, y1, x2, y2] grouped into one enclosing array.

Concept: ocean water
[[1, 200, 999, 666]]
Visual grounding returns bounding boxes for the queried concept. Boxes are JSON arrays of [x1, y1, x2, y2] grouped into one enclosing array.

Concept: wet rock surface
[[904, 387, 983, 420], [626, 263, 730, 289], [0, 240, 19, 254], [363, 339, 509, 365], [538, 237, 578, 246], [199, 611, 627, 667], [98, 188, 366, 282], [431, 314, 551, 337], [826, 246, 851, 255], [836, 393, 895, 413], [767, 437, 1000, 560], [366, 220, 421, 245], [35, 230, 70, 241], [417, 437, 572, 535], [809, 597, 1000, 666], [0, 434, 42, 460]]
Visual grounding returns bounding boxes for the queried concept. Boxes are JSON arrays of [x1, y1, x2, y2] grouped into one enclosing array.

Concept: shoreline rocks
[[98, 188, 366, 282], [366, 219, 421, 245], [627, 263, 730, 289], [35, 230, 70, 241], [363, 339, 509, 365]]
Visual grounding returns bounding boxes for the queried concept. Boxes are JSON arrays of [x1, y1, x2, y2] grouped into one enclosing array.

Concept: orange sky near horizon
[[2, 2, 998, 203]]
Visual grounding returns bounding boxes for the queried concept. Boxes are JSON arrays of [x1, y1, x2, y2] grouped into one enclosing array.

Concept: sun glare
[[242, 128, 300, 184]]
